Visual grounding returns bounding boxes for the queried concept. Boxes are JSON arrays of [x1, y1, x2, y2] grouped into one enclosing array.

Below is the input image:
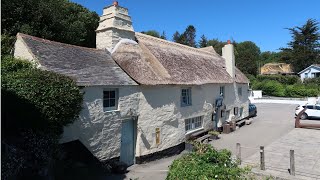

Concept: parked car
[[248, 103, 257, 118], [295, 104, 320, 120]]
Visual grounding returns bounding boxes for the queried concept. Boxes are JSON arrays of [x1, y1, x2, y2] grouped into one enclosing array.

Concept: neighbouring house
[[13, 2, 249, 166], [298, 64, 320, 82], [260, 63, 294, 75]]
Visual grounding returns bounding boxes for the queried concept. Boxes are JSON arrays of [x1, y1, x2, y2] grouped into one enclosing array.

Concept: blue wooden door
[[120, 119, 135, 166]]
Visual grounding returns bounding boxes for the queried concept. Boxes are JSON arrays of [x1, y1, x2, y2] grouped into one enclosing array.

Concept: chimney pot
[[113, 1, 118, 6], [227, 40, 231, 44]]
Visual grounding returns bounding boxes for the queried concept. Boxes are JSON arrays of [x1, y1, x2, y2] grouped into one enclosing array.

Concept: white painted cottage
[[298, 64, 320, 82], [14, 2, 249, 165]]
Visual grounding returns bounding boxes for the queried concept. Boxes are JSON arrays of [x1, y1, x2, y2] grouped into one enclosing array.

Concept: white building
[[298, 64, 320, 82], [14, 2, 249, 166]]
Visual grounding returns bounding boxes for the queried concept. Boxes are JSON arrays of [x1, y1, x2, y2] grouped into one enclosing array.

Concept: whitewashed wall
[[61, 83, 249, 160], [60, 85, 140, 161]]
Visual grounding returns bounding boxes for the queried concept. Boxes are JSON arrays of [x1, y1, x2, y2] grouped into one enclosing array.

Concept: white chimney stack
[[96, 1, 135, 51], [222, 40, 235, 79]]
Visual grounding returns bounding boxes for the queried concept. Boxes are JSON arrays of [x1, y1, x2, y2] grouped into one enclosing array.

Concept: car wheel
[[300, 113, 308, 120]]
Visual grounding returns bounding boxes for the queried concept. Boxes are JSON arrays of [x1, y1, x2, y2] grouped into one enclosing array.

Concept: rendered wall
[[61, 83, 249, 160]]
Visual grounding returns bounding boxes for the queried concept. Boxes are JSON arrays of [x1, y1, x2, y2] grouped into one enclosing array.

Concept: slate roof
[[17, 33, 137, 86], [111, 32, 249, 85]]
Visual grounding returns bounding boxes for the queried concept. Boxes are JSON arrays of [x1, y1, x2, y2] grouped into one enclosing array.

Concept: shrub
[[1, 34, 16, 55], [259, 80, 285, 97], [285, 84, 320, 98], [304, 77, 320, 86], [2, 68, 83, 133], [256, 75, 300, 85], [166, 142, 249, 180], [2, 57, 83, 178], [1, 55, 34, 73]]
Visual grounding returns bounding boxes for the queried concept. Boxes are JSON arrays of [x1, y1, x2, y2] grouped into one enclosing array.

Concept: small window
[[185, 116, 203, 132], [103, 89, 118, 110], [220, 86, 225, 98], [181, 88, 192, 106], [305, 73, 308, 78], [316, 106, 320, 110], [238, 87, 242, 96], [234, 107, 239, 115]]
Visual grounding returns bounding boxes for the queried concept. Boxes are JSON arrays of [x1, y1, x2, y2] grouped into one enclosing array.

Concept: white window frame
[[181, 88, 192, 107], [185, 116, 203, 132], [238, 87, 242, 96], [103, 89, 119, 111], [220, 86, 225, 98]]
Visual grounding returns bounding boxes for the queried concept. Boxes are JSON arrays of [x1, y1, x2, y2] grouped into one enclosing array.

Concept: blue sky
[[71, 0, 320, 52]]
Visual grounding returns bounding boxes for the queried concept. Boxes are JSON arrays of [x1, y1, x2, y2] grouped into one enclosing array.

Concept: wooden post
[[290, 150, 295, 176], [260, 146, 265, 170], [236, 143, 241, 164]]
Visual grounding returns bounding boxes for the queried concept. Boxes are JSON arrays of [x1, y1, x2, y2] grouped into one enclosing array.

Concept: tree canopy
[[235, 41, 261, 76], [141, 30, 167, 40], [1, 0, 99, 48], [172, 25, 197, 47], [281, 19, 320, 72]]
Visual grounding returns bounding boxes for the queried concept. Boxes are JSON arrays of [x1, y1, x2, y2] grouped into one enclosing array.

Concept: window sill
[[181, 104, 192, 107], [103, 108, 120, 113], [185, 127, 204, 136]]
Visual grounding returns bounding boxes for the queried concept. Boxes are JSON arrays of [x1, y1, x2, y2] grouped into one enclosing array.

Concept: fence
[[235, 143, 320, 179]]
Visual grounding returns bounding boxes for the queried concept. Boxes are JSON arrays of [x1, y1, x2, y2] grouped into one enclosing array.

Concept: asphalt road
[[210, 103, 298, 159], [109, 103, 305, 180]]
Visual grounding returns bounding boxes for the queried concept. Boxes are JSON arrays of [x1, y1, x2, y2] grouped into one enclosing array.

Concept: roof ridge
[[17, 33, 103, 52], [135, 32, 216, 57]]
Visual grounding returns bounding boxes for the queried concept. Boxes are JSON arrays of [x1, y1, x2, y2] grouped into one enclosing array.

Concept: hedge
[[1, 56, 83, 133], [256, 75, 300, 85], [250, 74, 319, 98], [166, 142, 249, 180], [2, 57, 84, 178]]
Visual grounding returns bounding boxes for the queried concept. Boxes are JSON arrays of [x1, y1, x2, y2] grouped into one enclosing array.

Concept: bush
[[2, 57, 83, 133], [2, 57, 83, 179], [166, 142, 249, 180], [1, 55, 34, 73], [285, 84, 319, 98], [256, 75, 300, 85], [1, 34, 16, 55], [304, 77, 320, 86], [259, 80, 285, 97]]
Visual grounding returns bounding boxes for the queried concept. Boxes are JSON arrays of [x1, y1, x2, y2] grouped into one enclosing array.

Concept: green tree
[[172, 31, 181, 43], [160, 31, 167, 40], [207, 39, 226, 55], [235, 41, 261, 75], [199, 34, 208, 48], [141, 30, 161, 38], [281, 19, 320, 72], [182, 25, 197, 47], [1, 0, 99, 49]]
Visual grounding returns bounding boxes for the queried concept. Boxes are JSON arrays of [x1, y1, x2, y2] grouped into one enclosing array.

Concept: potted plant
[[208, 130, 220, 140]]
